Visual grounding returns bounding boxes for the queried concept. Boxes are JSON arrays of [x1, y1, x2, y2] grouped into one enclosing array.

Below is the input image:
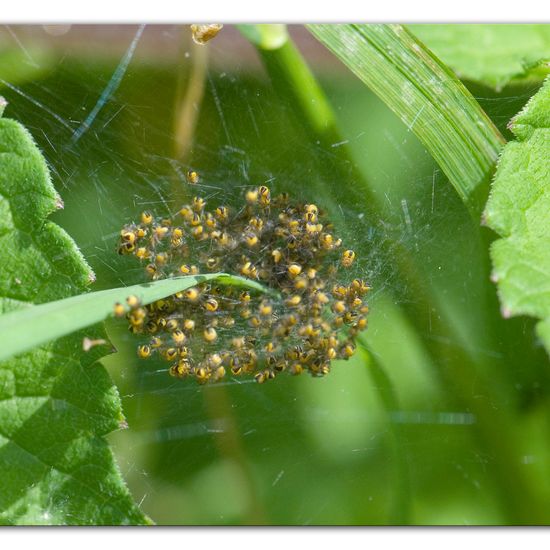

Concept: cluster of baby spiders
[[116, 184, 370, 384]]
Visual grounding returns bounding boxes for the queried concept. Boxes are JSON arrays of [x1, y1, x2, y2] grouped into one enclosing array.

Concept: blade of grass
[[307, 24, 506, 217], [0, 273, 271, 363]]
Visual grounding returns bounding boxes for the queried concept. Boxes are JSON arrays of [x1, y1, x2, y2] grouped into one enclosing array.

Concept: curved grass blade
[[307, 24, 506, 216], [0, 273, 272, 363]]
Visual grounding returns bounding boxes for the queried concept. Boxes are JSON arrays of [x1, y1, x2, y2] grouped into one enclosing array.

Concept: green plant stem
[[307, 24, 506, 218], [0, 273, 272, 363], [241, 26, 341, 148], [241, 24, 549, 524]]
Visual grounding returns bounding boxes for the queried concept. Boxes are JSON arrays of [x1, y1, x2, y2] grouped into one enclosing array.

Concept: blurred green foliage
[[1, 25, 549, 525]]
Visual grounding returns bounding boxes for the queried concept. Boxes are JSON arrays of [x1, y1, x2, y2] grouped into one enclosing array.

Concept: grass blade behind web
[[308, 24, 506, 217]]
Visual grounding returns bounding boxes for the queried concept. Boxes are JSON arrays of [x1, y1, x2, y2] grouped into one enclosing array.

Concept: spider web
[[0, 24, 546, 525]]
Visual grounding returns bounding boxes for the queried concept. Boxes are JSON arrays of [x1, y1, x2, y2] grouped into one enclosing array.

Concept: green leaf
[[484, 76, 550, 355], [0, 104, 149, 524], [411, 24, 550, 90], [0, 273, 273, 364], [307, 24, 505, 217]]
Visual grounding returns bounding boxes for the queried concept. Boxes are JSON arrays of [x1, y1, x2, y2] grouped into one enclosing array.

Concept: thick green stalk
[[240, 25, 341, 148], [308, 24, 506, 218]]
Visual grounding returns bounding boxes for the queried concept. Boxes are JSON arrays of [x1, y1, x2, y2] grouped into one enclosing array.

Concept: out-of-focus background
[[1, 24, 549, 525]]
